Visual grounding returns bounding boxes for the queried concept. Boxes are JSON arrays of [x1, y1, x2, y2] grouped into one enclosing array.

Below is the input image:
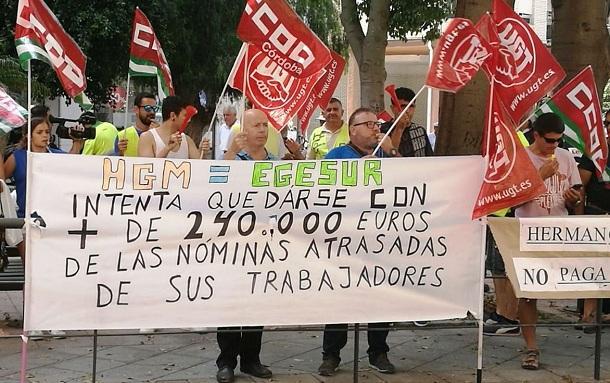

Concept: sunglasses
[[542, 135, 563, 144], [139, 105, 159, 113], [352, 121, 381, 129]]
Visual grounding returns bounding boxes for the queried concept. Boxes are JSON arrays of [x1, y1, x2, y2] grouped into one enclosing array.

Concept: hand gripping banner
[[15, 0, 87, 98], [129, 7, 175, 100], [237, 0, 332, 78]]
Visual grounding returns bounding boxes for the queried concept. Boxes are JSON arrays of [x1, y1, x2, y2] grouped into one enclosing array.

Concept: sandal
[[521, 349, 540, 370]]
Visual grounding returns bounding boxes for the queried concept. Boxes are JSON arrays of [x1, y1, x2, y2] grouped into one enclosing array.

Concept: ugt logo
[[485, 111, 516, 184], [496, 18, 535, 87], [451, 34, 491, 85]]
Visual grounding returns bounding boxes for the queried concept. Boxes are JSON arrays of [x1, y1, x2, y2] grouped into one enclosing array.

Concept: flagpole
[[242, 44, 249, 132], [200, 43, 247, 159], [124, 73, 131, 129], [372, 85, 426, 156]]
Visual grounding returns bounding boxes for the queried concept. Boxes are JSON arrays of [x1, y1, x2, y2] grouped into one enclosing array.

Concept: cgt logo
[[496, 18, 535, 87], [566, 82, 607, 167], [450, 34, 490, 85], [247, 52, 303, 109], [485, 111, 516, 184], [245, 1, 314, 75], [17, 4, 85, 90]]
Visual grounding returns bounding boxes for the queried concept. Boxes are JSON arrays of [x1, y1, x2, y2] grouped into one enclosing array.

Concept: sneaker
[[27, 330, 44, 341], [483, 312, 520, 336], [318, 356, 340, 376], [49, 330, 66, 339], [369, 353, 395, 374], [412, 321, 429, 327]]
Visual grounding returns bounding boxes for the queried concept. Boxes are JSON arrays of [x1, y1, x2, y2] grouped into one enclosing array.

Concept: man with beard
[[116, 92, 158, 156], [318, 107, 396, 377], [307, 98, 349, 160]]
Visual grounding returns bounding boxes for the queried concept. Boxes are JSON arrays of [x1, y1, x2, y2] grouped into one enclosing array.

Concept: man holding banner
[[515, 113, 582, 370]]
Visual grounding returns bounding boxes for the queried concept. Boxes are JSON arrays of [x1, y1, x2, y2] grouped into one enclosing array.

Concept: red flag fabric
[[545, 66, 609, 179], [472, 89, 546, 219], [129, 8, 174, 98], [229, 44, 324, 130], [297, 51, 345, 132], [237, 0, 331, 78], [475, 13, 500, 78], [15, 0, 87, 98], [376, 111, 393, 123], [425, 18, 492, 93], [384, 84, 401, 109], [490, 0, 565, 123]]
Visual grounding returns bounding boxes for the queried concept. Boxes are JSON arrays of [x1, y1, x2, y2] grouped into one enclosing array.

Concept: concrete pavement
[[1, 290, 609, 383]]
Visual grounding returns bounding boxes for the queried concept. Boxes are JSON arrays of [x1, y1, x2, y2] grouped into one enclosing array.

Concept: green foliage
[[0, 56, 50, 103], [288, 0, 347, 55], [357, 0, 452, 41]]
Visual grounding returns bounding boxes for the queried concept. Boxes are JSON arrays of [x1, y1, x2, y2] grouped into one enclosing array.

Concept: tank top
[[150, 129, 189, 158]]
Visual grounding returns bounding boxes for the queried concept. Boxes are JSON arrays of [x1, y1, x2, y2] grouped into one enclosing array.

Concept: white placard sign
[[25, 154, 484, 331], [513, 257, 610, 293], [520, 217, 610, 252]]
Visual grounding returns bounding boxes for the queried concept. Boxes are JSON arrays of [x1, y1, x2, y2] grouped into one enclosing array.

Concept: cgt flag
[[129, 8, 174, 100], [297, 51, 345, 132], [229, 44, 324, 130], [472, 89, 546, 219], [489, 0, 565, 124], [537, 66, 610, 183], [237, 0, 331, 78], [426, 18, 492, 93], [15, 0, 87, 101]]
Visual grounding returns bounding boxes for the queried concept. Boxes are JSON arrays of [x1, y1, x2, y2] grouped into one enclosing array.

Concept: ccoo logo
[[247, 51, 304, 110]]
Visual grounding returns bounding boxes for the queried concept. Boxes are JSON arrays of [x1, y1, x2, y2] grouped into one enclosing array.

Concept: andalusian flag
[[536, 66, 610, 183], [15, 0, 91, 110], [128, 8, 174, 100]]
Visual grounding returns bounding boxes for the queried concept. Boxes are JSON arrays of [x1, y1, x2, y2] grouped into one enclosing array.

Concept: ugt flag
[[489, 0, 565, 124], [472, 90, 546, 219], [425, 18, 492, 93], [15, 0, 87, 99], [297, 50, 345, 132], [129, 8, 174, 100], [229, 44, 324, 130], [537, 66, 609, 183], [237, 0, 331, 78], [0, 88, 27, 135]]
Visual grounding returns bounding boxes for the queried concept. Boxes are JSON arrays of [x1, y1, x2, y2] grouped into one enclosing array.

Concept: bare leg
[[583, 298, 597, 321], [519, 298, 538, 350]]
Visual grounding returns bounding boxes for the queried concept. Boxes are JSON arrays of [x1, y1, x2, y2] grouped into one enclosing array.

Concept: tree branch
[[340, 0, 364, 63]]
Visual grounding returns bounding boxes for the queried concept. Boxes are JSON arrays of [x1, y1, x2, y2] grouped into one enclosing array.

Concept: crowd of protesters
[[0, 86, 608, 381]]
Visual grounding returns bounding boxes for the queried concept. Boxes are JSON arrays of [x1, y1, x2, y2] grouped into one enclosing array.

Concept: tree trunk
[[551, 0, 610, 96], [341, 0, 390, 112], [436, 0, 514, 156]]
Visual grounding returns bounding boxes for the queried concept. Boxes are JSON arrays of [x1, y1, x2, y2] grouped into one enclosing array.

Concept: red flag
[[425, 18, 492, 93], [15, 0, 87, 98], [475, 13, 500, 78], [129, 8, 174, 98], [384, 84, 401, 109], [297, 51, 345, 132], [472, 88, 546, 219], [543, 66, 609, 180], [229, 44, 324, 130], [490, 0, 565, 123], [237, 0, 331, 78]]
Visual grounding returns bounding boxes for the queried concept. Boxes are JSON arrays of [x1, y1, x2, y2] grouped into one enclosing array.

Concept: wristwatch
[[389, 148, 399, 157]]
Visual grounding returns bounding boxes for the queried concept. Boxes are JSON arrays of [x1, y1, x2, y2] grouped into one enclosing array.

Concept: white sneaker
[[50, 330, 66, 339], [28, 330, 44, 341]]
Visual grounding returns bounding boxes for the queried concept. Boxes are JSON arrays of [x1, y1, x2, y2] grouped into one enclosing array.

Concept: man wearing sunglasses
[[116, 92, 158, 156], [381, 87, 433, 157], [514, 112, 582, 370]]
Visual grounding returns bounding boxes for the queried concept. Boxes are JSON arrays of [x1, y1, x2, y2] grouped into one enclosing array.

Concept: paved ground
[[1, 290, 609, 383]]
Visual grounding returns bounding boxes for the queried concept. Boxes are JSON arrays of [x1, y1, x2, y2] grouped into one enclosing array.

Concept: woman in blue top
[[4, 117, 83, 259]]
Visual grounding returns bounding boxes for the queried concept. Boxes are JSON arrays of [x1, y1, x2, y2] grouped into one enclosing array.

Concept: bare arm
[[137, 132, 157, 158], [4, 154, 15, 179]]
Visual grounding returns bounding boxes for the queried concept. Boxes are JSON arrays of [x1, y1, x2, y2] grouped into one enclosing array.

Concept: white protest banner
[[25, 154, 484, 331], [520, 216, 610, 252], [489, 217, 610, 299]]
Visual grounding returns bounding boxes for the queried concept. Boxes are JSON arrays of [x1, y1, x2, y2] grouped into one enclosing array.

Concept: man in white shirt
[[215, 105, 239, 159]]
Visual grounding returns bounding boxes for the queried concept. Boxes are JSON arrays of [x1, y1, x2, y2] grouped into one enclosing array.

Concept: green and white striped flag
[[0, 88, 27, 135]]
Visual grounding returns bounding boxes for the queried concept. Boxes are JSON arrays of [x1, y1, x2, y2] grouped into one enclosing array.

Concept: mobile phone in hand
[[571, 184, 583, 191]]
